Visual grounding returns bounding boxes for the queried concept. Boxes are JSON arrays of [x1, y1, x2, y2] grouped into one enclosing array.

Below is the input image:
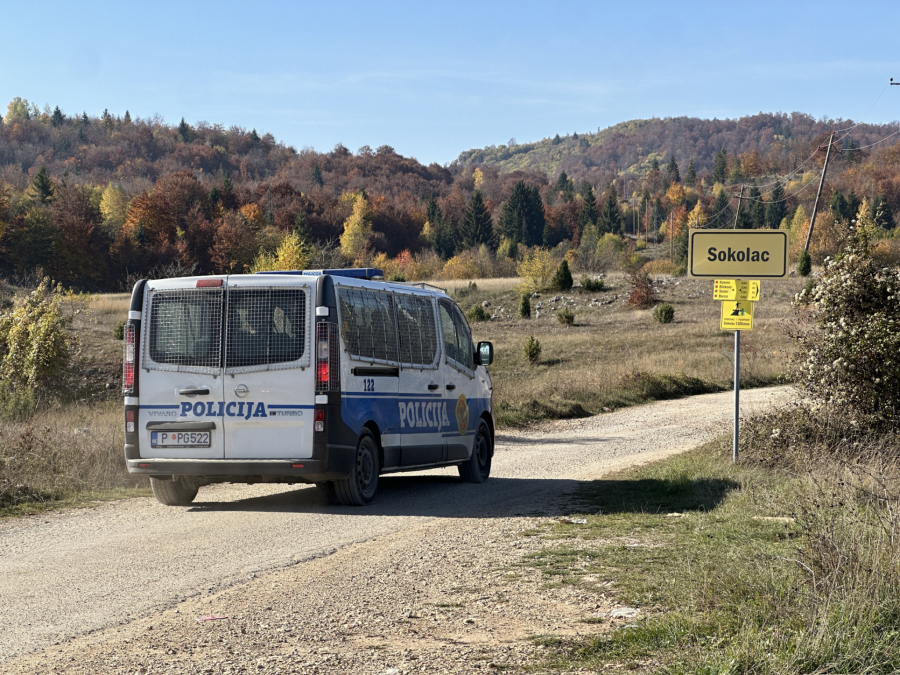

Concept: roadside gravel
[[0, 386, 793, 674]]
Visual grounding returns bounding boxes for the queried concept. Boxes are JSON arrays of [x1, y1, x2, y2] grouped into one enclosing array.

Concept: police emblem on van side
[[455, 394, 469, 435]]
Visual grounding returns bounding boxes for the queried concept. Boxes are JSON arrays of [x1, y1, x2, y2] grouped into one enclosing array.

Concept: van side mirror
[[475, 341, 493, 366]]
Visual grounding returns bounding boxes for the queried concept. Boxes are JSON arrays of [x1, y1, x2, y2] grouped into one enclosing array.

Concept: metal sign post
[[733, 329, 740, 463]]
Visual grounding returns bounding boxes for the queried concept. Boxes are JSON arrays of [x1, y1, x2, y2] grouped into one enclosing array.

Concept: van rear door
[[139, 279, 227, 460], [222, 275, 316, 460]]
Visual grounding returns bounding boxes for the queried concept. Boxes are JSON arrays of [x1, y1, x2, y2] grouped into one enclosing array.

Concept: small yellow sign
[[713, 279, 761, 301], [720, 301, 754, 331]]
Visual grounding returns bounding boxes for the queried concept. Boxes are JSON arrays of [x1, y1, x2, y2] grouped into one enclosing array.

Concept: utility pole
[[804, 132, 835, 251], [732, 185, 745, 229]]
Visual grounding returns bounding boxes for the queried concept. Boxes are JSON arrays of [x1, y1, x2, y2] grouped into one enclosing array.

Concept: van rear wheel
[[334, 429, 380, 506], [150, 476, 199, 506], [459, 420, 492, 483]]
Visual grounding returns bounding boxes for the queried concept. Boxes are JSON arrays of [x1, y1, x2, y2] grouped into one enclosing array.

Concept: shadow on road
[[572, 477, 740, 514], [186, 473, 738, 518]]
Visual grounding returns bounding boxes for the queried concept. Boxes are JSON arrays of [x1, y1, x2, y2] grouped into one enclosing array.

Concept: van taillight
[[315, 323, 338, 392], [125, 409, 135, 433], [123, 324, 137, 393], [314, 409, 325, 433]]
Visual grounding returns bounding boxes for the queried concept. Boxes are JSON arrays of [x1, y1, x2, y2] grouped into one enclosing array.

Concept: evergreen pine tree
[[728, 157, 743, 184], [81, 112, 89, 125], [749, 186, 765, 228], [102, 109, 113, 130], [551, 260, 573, 291], [845, 140, 857, 165], [311, 163, 324, 188], [294, 212, 311, 242], [460, 191, 494, 248], [50, 106, 65, 127], [178, 118, 194, 142], [597, 188, 622, 235], [123, 110, 132, 125], [498, 181, 544, 247], [554, 172, 575, 202], [846, 189, 861, 222], [666, 155, 681, 184], [712, 149, 727, 184], [249, 129, 260, 143], [797, 248, 812, 277], [765, 181, 786, 229], [542, 220, 552, 247], [518, 293, 531, 319], [685, 159, 697, 187], [577, 185, 599, 234], [31, 166, 55, 205], [830, 191, 850, 222], [426, 195, 443, 226], [650, 157, 660, 171], [710, 190, 732, 228]]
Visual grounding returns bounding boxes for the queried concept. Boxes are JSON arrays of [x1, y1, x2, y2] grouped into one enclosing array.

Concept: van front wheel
[[459, 420, 492, 483], [334, 430, 380, 506], [150, 476, 199, 506]]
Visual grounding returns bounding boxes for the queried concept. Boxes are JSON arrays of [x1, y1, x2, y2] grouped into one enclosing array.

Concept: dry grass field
[[448, 273, 805, 425]]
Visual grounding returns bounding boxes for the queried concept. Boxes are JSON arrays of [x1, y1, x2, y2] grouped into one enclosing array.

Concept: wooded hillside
[[1, 99, 899, 291]]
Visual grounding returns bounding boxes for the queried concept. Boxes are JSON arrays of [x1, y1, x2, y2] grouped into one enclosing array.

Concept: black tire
[[334, 429, 381, 506], [459, 420, 492, 483], [150, 476, 199, 506]]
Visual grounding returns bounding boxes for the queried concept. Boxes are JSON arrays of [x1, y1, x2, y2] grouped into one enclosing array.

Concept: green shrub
[[518, 293, 531, 319], [0, 277, 75, 390], [556, 307, 575, 326], [0, 381, 36, 422], [627, 269, 658, 309], [797, 248, 812, 277], [580, 275, 605, 292], [789, 230, 900, 425], [551, 259, 573, 291], [466, 304, 490, 322], [653, 303, 675, 323], [114, 320, 126, 340], [387, 273, 407, 282], [523, 335, 542, 364]]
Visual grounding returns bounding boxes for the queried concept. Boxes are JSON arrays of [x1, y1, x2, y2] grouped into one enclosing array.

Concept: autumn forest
[[1, 97, 899, 290]]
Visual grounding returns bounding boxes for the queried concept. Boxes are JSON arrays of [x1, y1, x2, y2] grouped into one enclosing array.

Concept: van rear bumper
[[125, 448, 355, 483]]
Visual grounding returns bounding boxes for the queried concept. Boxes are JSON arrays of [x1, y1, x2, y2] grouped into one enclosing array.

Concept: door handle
[[179, 387, 210, 397], [446, 384, 456, 391], [428, 384, 439, 390]]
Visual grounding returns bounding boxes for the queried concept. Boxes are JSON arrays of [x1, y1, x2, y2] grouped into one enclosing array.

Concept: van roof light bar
[[255, 268, 384, 280]]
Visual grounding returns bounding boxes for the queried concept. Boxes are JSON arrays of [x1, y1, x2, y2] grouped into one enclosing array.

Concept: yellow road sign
[[720, 301, 754, 331], [713, 279, 761, 301], [689, 229, 788, 279]]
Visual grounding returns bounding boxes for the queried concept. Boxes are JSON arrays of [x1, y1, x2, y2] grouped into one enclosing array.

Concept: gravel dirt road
[[0, 387, 791, 674]]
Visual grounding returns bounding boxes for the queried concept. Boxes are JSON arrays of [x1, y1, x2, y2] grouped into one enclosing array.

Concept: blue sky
[[2, 1, 897, 164]]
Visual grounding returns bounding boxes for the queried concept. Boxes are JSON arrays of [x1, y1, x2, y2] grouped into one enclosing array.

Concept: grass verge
[[521, 432, 900, 674]]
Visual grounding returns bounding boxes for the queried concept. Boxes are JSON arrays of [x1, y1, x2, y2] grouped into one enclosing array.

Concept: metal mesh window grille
[[315, 322, 340, 392], [225, 288, 307, 370], [438, 299, 475, 371], [337, 287, 399, 364], [146, 288, 224, 372], [395, 293, 438, 367]]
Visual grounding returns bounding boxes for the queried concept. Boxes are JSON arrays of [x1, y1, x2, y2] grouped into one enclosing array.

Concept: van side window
[[337, 287, 399, 364], [226, 288, 306, 369], [438, 299, 476, 371], [147, 288, 223, 370], [396, 294, 438, 367]]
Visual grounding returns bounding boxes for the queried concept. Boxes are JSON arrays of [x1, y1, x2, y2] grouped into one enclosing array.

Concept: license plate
[[151, 431, 211, 448]]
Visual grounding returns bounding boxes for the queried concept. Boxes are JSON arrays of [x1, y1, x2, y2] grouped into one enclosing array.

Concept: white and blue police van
[[122, 268, 495, 506]]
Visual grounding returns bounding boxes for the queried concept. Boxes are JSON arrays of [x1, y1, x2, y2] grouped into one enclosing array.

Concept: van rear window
[[226, 288, 306, 369], [147, 289, 223, 370]]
